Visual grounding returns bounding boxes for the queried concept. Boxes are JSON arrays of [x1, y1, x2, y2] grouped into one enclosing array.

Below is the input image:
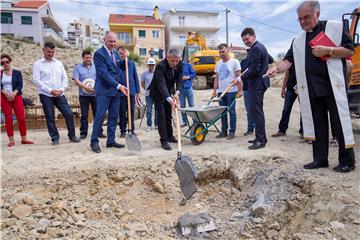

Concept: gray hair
[[167, 48, 181, 58], [297, 1, 320, 13]]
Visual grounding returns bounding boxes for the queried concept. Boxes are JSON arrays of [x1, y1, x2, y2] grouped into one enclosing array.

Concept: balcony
[[43, 28, 65, 44], [171, 26, 219, 32]]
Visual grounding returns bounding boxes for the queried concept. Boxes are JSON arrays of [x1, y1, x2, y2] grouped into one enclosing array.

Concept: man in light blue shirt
[[73, 50, 105, 139]]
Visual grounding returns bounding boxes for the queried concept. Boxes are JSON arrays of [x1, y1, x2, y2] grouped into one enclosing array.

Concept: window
[[139, 48, 147, 56], [179, 35, 186, 45], [23, 36, 34, 41], [117, 32, 131, 44], [152, 30, 159, 39], [21, 16, 32, 25], [1, 12, 13, 24], [178, 16, 185, 26], [138, 30, 146, 38]]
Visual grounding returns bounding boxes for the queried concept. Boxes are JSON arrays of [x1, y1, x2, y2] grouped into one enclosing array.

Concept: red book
[[308, 31, 336, 61]]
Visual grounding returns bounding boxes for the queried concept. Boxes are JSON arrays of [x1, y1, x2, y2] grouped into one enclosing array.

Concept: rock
[[126, 222, 147, 232], [75, 220, 86, 227], [266, 230, 278, 239], [352, 218, 360, 225], [101, 204, 112, 214], [153, 182, 165, 193], [123, 180, 134, 186], [51, 201, 65, 210], [251, 206, 266, 217], [330, 221, 345, 230], [76, 206, 87, 214], [313, 227, 326, 234], [0, 209, 11, 219], [110, 173, 125, 182], [178, 212, 216, 236], [268, 221, 281, 231], [253, 217, 263, 224], [37, 218, 51, 234], [22, 196, 35, 205], [51, 221, 62, 227], [0, 198, 4, 208], [117, 232, 126, 240], [12, 204, 32, 219], [67, 216, 75, 225]]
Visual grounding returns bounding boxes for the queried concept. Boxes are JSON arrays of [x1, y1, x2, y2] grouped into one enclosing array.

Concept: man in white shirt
[[212, 43, 242, 140], [32, 42, 80, 145]]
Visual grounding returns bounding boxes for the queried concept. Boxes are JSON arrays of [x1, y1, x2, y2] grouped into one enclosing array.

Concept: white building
[[0, 0, 64, 45], [67, 18, 105, 49], [162, 10, 219, 51]]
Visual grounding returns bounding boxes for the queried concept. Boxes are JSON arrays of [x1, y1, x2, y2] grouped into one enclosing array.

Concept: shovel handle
[[216, 68, 248, 102], [174, 95, 182, 153], [125, 57, 132, 132]]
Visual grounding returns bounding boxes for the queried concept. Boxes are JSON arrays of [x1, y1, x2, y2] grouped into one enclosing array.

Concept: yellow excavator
[[182, 32, 221, 89], [343, 6, 360, 115]]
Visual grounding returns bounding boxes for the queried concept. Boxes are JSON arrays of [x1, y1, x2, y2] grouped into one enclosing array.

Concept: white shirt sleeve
[[32, 61, 52, 94], [59, 62, 68, 92], [234, 59, 241, 72]]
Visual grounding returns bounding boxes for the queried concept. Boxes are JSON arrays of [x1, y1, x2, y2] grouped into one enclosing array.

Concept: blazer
[[0, 69, 23, 95], [93, 46, 123, 97], [119, 59, 140, 96], [149, 59, 182, 102], [242, 41, 271, 91]]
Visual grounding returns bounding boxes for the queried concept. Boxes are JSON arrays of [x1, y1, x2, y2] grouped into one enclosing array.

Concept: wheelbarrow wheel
[[190, 122, 206, 145]]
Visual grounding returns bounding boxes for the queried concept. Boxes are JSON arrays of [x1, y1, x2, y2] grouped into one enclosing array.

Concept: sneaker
[[271, 131, 286, 137], [120, 133, 126, 138], [227, 132, 235, 140], [154, 126, 158, 129], [52, 139, 60, 146], [80, 134, 87, 139], [146, 126, 151, 132], [99, 132, 107, 138], [216, 132, 228, 138]]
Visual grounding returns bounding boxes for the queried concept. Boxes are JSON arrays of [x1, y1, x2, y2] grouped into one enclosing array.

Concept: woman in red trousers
[[1, 53, 33, 147]]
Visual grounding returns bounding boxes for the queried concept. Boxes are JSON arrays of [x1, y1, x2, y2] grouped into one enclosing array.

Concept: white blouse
[[1, 74, 13, 93]]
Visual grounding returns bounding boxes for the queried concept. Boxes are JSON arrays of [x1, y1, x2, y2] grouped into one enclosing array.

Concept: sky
[[49, 0, 359, 58]]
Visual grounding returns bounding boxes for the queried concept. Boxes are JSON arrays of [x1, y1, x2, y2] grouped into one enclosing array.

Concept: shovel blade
[[125, 134, 141, 151], [175, 155, 197, 199]]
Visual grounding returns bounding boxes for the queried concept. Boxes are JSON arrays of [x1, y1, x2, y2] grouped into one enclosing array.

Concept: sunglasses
[[1, 60, 10, 66]]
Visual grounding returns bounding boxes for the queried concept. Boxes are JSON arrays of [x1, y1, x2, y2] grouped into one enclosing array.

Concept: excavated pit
[[1, 154, 359, 240]]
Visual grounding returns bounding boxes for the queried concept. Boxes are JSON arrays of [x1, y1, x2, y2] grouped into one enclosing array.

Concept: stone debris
[[12, 205, 32, 219], [178, 212, 216, 236], [36, 218, 51, 234]]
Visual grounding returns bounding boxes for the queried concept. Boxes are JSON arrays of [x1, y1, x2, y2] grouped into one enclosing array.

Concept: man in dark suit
[[240, 27, 271, 150], [149, 48, 182, 150], [90, 31, 128, 153], [117, 46, 141, 138]]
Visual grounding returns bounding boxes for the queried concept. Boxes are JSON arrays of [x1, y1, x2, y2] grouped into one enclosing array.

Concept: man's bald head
[[104, 31, 117, 50]]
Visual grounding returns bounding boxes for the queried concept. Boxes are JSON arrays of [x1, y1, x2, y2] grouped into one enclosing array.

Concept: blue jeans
[[39, 94, 75, 142], [278, 90, 298, 133], [145, 95, 158, 127], [218, 92, 237, 134], [243, 90, 255, 132], [180, 87, 195, 124]]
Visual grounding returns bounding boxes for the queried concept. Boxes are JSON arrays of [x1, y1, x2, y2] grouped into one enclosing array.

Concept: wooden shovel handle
[[125, 57, 132, 131], [174, 93, 181, 153]]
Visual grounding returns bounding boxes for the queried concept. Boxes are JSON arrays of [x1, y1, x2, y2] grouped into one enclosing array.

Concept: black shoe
[[106, 142, 125, 148], [271, 131, 286, 137], [131, 131, 137, 136], [243, 131, 253, 136], [168, 137, 177, 143], [333, 164, 355, 173], [69, 136, 81, 143], [303, 161, 329, 169], [248, 141, 266, 150], [99, 132, 107, 138], [216, 132, 228, 138], [227, 132, 235, 140], [52, 139, 60, 146], [90, 143, 101, 153], [120, 133, 126, 138], [248, 138, 268, 144], [80, 134, 87, 139], [161, 142, 172, 150]]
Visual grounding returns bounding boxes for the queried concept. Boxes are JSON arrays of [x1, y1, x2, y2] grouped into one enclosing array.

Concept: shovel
[[174, 96, 197, 199], [125, 57, 141, 151]]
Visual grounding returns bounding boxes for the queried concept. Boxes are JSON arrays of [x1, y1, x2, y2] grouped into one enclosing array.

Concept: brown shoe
[[271, 131, 286, 137]]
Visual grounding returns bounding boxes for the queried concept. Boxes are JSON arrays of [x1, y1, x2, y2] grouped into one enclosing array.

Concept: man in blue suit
[[117, 46, 140, 138], [240, 27, 271, 150], [90, 31, 128, 153]]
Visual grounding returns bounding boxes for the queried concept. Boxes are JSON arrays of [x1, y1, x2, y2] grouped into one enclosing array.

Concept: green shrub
[[84, 46, 94, 53], [128, 51, 141, 64]]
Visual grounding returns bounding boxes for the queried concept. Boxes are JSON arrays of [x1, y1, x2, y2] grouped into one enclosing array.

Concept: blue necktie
[[110, 51, 116, 65]]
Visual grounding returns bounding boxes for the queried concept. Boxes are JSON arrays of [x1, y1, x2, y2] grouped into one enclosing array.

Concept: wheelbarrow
[[180, 97, 237, 145]]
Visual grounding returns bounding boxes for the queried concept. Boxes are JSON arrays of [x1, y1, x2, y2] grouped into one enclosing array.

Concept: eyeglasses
[[148, 64, 155, 66], [1, 60, 10, 66], [298, 13, 315, 22]]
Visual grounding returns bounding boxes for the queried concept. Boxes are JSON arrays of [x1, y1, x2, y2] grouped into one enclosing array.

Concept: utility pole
[[225, 8, 230, 45]]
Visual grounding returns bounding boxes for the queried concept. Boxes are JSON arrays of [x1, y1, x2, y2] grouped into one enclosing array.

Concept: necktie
[[110, 51, 116, 65]]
